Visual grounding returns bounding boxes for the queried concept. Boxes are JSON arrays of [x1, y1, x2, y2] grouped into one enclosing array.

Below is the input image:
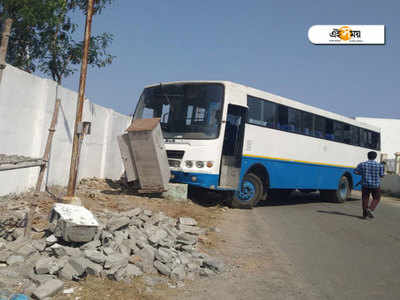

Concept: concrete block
[[154, 260, 171, 276], [104, 254, 128, 270], [58, 263, 77, 281], [170, 265, 186, 281], [148, 229, 168, 245], [84, 250, 106, 264], [32, 279, 64, 299], [106, 217, 130, 232], [85, 260, 103, 276], [6, 255, 24, 265], [50, 204, 99, 243], [126, 264, 143, 277], [68, 257, 90, 276], [179, 217, 197, 226], [162, 183, 188, 202]]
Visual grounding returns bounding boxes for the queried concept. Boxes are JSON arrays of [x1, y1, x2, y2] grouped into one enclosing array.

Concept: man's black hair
[[368, 151, 377, 160]]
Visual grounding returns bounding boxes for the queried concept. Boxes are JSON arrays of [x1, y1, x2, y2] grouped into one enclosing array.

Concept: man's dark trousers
[[361, 187, 381, 211]]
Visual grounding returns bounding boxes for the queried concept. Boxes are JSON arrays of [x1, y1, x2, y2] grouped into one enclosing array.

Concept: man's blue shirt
[[354, 160, 384, 188]]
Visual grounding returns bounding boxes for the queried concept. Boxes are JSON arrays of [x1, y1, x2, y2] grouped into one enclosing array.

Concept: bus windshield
[[134, 83, 224, 139]]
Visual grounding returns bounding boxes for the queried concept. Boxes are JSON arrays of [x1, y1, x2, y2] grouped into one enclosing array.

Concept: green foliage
[[0, 0, 115, 83]]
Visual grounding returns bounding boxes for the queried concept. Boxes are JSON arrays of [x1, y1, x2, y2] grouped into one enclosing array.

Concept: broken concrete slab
[[104, 254, 128, 270], [6, 255, 24, 266], [49, 204, 99, 243], [68, 257, 89, 277], [125, 264, 143, 277], [162, 183, 188, 202], [177, 224, 204, 235], [58, 263, 78, 281], [45, 235, 57, 246], [178, 217, 197, 226], [106, 217, 130, 232], [84, 250, 106, 264], [170, 264, 186, 281], [154, 260, 171, 276], [148, 229, 168, 245], [85, 260, 103, 276], [203, 258, 225, 273], [32, 279, 64, 299], [176, 233, 198, 245]]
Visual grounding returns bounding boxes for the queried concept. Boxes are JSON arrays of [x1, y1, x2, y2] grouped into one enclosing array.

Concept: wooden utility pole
[[66, 0, 95, 201], [0, 17, 13, 84]]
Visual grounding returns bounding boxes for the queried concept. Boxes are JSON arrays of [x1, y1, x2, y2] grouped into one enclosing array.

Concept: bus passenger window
[[352, 126, 360, 146], [277, 106, 288, 131], [314, 116, 325, 138], [360, 129, 368, 147], [288, 108, 301, 133], [302, 112, 314, 136], [333, 121, 344, 142], [325, 119, 334, 140], [262, 101, 277, 128], [247, 97, 265, 126], [343, 124, 351, 144], [372, 132, 380, 150]]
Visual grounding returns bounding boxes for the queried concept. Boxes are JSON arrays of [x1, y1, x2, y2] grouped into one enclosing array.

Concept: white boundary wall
[[0, 65, 131, 196]]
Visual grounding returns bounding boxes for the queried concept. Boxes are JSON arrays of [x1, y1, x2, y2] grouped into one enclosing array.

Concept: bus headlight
[[196, 161, 204, 168], [185, 160, 193, 168], [206, 161, 213, 168]]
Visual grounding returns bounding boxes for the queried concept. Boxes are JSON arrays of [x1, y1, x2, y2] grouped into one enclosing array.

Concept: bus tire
[[320, 176, 350, 203], [228, 173, 263, 209]]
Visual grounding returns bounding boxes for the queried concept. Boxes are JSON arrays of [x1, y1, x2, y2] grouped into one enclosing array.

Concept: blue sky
[[61, 0, 399, 118]]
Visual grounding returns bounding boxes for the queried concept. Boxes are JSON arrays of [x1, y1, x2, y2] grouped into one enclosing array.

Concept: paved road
[[254, 193, 400, 300]]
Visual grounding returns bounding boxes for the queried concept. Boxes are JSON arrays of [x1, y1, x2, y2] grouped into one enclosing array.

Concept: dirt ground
[[3, 181, 398, 300], [5, 178, 228, 300]]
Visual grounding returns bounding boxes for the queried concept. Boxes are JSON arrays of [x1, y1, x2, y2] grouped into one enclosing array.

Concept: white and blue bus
[[133, 81, 381, 208]]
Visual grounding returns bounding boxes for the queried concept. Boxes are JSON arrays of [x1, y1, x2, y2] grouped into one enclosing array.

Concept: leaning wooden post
[[35, 99, 61, 192], [0, 17, 13, 84], [25, 99, 61, 238], [65, 0, 95, 204]]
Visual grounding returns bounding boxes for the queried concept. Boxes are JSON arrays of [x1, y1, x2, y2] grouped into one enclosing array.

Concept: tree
[[0, 0, 115, 84]]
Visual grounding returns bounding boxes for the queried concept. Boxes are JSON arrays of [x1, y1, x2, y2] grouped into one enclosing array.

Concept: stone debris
[[0, 206, 225, 298], [32, 279, 64, 299], [49, 204, 99, 243]]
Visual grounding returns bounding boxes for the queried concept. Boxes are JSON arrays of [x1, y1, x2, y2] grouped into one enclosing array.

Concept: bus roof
[[144, 80, 380, 133]]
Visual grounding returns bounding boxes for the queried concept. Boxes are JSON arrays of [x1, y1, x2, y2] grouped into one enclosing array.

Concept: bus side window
[[302, 112, 314, 136], [333, 121, 344, 142], [262, 101, 277, 128], [352, 126, 360, 146], [360, 129, 368, 147], [325, 119, 334, 140], [343, 123, 351, 144], [372, 132, 380, 150], [277, 105, 289, 131], [314, 116, 325, 138]]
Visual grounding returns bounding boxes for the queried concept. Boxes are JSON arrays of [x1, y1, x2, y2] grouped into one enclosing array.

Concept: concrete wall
[[382, 174, 400, 197], [355, 117, 400, 159], [0, 65, 131, 196]]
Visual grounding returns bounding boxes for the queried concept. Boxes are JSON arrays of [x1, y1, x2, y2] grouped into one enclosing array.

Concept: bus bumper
[[170, 171, 220, 190]]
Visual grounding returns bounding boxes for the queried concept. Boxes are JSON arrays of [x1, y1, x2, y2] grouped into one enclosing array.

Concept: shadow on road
[[317, 210, 365, 220]]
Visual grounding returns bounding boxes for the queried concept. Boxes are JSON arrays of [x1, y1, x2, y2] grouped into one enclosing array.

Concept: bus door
[[219, 104, 247, 189]]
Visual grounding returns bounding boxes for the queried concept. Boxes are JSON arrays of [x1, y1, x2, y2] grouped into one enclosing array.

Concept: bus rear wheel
[[320, 176, 350, 203], [228, 173, 263, 209]]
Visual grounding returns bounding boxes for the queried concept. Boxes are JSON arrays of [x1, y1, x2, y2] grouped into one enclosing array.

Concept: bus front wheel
[[228, 173, 263, 209], [320, 176, 350, 203]]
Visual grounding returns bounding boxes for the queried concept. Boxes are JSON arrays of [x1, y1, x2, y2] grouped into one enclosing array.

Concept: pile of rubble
[[0, 205, 224, 299]]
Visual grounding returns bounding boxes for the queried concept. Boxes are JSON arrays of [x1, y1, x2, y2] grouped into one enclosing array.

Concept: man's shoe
[[362, 209, 367, 219], [367, 209, 375, 218]]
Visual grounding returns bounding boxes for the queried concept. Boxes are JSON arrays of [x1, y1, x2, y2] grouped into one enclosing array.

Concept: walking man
[[354, 151, 385, 219]]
